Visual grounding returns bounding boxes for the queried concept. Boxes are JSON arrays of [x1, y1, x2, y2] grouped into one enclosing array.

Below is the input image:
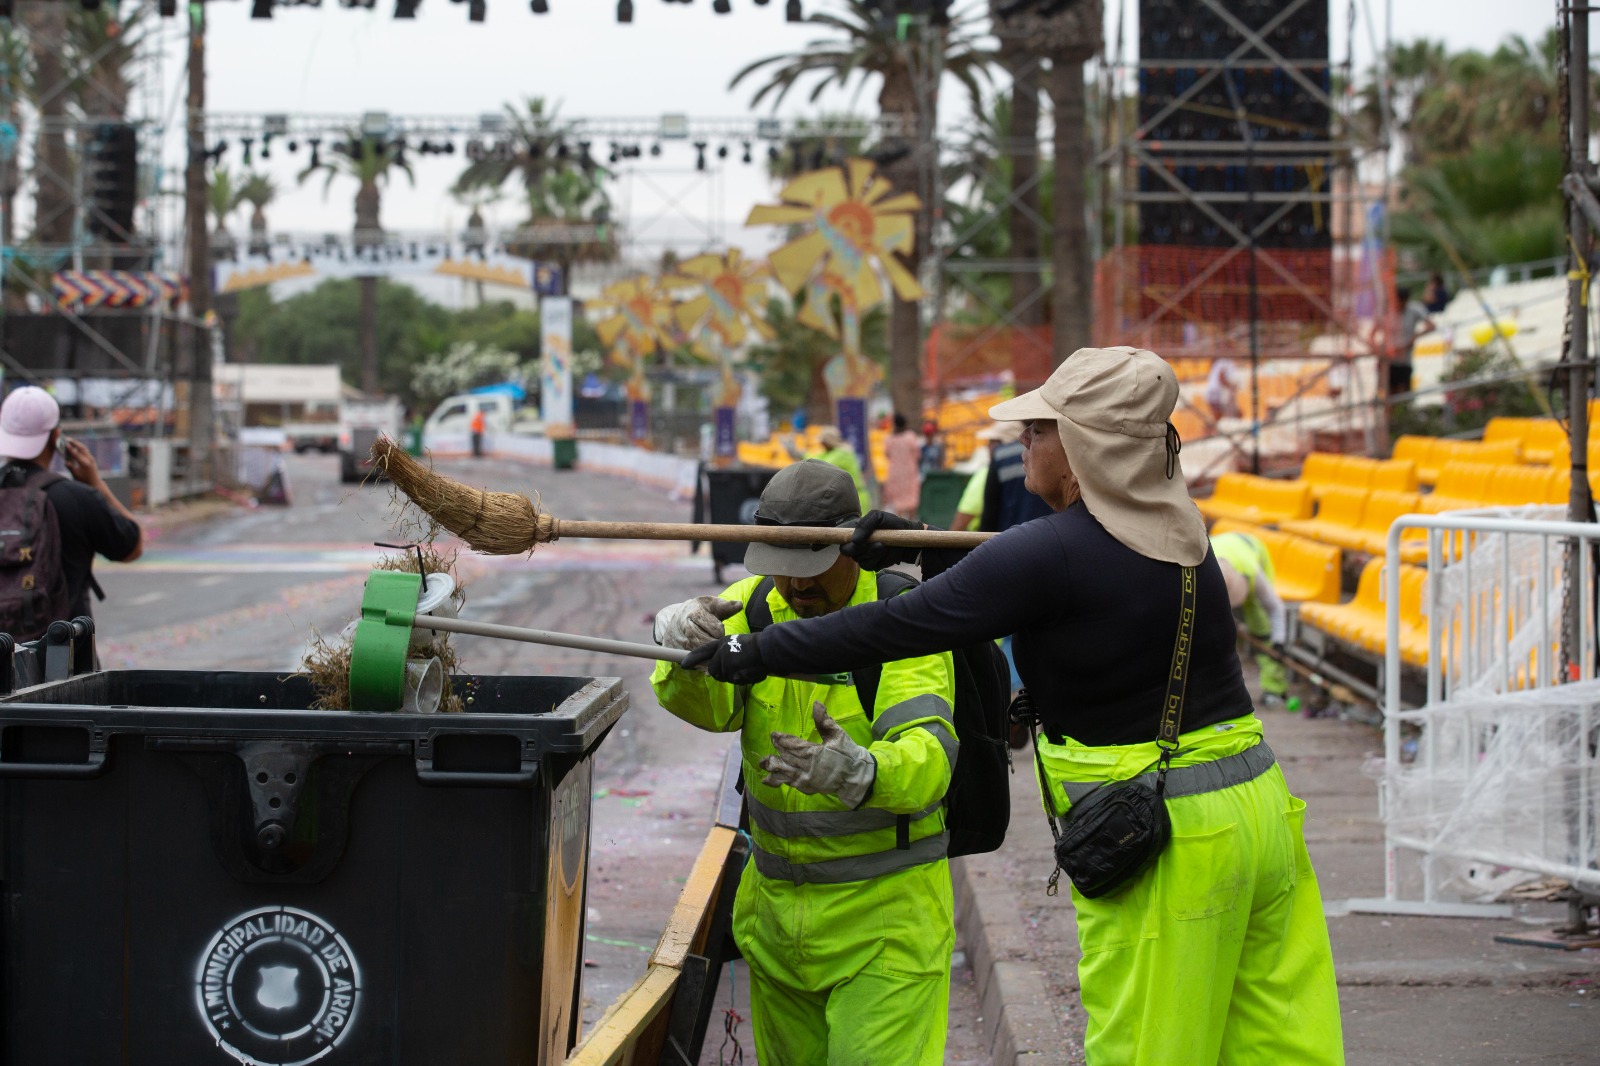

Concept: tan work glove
[[653, 596, 743, 651], [761, 702, 877, 809]]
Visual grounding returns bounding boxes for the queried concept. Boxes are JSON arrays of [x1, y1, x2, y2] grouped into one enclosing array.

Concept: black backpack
[[743, 570, 1012, 858], [0, 462, 71, 642]]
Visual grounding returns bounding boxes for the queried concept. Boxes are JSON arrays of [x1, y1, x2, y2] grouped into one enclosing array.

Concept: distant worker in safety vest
[[1211, 531, 1289, 705], [650, 459, 959, 1064], [469, 407, 486, 458], [810, 425, 871, 514]]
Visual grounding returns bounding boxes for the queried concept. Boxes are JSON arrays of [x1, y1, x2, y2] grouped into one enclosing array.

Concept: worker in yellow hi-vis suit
[[650, 459, 957, 1065]]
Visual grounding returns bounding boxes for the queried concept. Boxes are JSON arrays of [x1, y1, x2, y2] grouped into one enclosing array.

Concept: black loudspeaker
[[86, 123, 138, 243], [1137, 0, 1331, 250]]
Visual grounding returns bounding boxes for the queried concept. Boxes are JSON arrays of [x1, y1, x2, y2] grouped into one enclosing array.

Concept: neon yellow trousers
[[1036, 717, 1344, 1065], [731, 858, 953, 1065]]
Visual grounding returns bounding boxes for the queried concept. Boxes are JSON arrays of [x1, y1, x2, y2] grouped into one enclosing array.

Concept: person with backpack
[[649, 458, 963, 1065], [682, 348, 1344, 1066], [0, 386, 142, 640]]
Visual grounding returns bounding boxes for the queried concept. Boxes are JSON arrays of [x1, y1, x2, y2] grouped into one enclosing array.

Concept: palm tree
[[0, 24, 31, 254], [990, 0, 1101, 362], [207, 166, 242, 263], [298, 133, 415, 394], [989, 1, 1044, 330], [65, 2, 147, 119], [451, 96, 614, 292], [236, 172, 277, 257], [731, 0, 993, 419], [23, 1, 72, 247]]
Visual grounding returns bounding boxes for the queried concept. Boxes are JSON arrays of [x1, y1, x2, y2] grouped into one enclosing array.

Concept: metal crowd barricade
[[1347, 512, 1600, 917]]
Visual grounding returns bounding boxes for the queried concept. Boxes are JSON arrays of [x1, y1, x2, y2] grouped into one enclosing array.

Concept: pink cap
[[0, 386, 60, 460]]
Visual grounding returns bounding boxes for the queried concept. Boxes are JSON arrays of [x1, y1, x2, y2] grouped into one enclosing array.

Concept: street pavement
[[111, 452, 1600, 1064]]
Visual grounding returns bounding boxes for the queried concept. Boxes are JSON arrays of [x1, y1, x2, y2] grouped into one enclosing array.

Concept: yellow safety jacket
[[651, 570, 957, 883], [815, 445, 873, 515]]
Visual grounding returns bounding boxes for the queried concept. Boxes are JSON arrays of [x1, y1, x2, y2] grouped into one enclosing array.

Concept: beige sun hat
[[975, 420, 1023, 443], [988, 345, 1209, 566], [817, 425, 844, 449]]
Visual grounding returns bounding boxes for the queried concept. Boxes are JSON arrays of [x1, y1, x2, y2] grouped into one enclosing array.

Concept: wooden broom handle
[[548, 519, 994, 548]]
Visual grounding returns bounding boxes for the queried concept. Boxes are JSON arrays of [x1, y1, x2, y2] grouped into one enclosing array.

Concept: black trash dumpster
[[0, 669, 626, 1065], [692, 463, 779, 583]]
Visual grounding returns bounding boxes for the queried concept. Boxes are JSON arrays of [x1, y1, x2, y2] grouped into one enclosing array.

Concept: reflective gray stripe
[[917, 719, 959, 771], [872, 694, 953, 740], [997, 462, 1027, 483], [747, 792, 942, 839], [752, 831, 949, 884], [1060, 742, 1276, 805]]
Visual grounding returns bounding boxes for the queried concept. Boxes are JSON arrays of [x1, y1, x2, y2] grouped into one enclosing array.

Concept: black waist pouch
[[1053, 779, 1172, 899]]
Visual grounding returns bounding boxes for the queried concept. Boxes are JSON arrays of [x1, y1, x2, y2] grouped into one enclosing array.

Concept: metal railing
[[1356, 513, 1600, 915]]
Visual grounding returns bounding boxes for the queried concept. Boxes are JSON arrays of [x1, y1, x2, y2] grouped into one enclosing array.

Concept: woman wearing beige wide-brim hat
[[685, 346, 1344, 1065]]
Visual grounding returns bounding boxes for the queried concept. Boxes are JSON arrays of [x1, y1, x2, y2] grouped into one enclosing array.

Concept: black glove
[[841, 510, 923, 571], [680, 630, 769, 685]]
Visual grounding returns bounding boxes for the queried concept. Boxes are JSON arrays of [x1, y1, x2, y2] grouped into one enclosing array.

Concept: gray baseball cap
[[743, 459, 862, 578]]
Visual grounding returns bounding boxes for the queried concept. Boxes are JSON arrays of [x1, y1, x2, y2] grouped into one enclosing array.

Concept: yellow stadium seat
[[1197, 473, 1314, 526], [1351, 490, 1424, 556], [1484, 465, 1557, 507], [1280, 485, 1368, 549], [1299, 452, 1361, 501], [1395, 435, 1446, 483], [1209, 519, 1343, 604], [1368, 458, 1419, 493], [1299, 558, 1429, 666]]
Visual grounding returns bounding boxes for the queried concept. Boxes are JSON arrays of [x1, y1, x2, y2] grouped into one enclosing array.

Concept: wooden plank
[[564, 824, 739, 1064], [650, 826, 736, 970], [566, 967, 679, 1066]]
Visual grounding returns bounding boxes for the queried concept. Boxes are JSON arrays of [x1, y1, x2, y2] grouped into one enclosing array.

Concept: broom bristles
[[371, 436, 543, 555]]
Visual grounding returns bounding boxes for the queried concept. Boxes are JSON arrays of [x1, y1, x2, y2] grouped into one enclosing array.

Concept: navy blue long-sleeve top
[[757, 502, 1254, 747]]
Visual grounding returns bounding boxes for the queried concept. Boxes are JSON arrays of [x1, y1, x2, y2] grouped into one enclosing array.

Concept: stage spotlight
[[468, 0, 484, 20], [608, 143, 619, 164], [716, 144, 728, 160], [240, 137, 254, 164], [616, 0, 631, 23], [741, 141, 752, 164], [394, 0, 420, 16], [530, 0, 548, 10], [649, 143, 661, 157], [785, 0, 801, 20], [286, 140, 299, 152], [694, 141, 707, 172], [443, 140, 456, 154], [251, 0, 273, 18], [260, 136, 272, 159], [767, 144, 780, 163], [712, 0, 730, 12], [307, 137, 321, 167]]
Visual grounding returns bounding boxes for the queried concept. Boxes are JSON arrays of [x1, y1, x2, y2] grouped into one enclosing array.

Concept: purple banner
[[629, 399, 651, 443], [835, 397, 868, 466], [713, 406, 737, 458]]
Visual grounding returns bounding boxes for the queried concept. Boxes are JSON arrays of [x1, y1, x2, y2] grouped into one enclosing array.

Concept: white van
[[422, 392, 542, 440]]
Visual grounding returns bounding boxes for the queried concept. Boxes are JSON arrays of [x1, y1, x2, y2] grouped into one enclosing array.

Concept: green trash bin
[[552, 437, 578, 471], [919, 469, 972, 530]]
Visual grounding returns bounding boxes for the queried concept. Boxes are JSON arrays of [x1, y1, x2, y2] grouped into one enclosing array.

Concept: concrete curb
[[952, 854, 1076, 1065]]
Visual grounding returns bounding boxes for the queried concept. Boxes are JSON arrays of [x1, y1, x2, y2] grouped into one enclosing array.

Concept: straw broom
[[371, 436, 993, 555]]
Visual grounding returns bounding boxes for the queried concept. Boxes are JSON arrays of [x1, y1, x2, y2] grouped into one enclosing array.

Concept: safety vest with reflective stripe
[[1210, 530, 1276, 588], [651, 570, 957, 884]]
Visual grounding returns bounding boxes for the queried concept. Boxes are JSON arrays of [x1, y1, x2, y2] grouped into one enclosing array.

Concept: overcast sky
[[149, 0, 1561, 263]]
